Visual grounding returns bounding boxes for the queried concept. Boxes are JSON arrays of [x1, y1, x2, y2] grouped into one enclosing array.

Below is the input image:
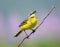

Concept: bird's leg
[[24, 31, 29, 39]]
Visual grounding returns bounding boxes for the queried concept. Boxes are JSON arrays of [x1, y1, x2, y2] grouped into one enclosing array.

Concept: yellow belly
[[20, 18, 37, 31]]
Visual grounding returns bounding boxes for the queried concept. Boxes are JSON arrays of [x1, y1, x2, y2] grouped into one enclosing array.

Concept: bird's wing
[[19, 18, 28, 27]]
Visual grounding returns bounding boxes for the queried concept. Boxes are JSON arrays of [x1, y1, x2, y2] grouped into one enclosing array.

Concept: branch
[[16, 5, 55, 47]]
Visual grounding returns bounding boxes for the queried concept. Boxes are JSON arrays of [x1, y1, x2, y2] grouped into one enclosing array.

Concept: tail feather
[[14, 31, 22, 37]]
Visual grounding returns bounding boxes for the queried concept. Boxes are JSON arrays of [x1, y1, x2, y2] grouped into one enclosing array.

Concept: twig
[[16, 6, 55, 47], [34, 5, 55, 30]]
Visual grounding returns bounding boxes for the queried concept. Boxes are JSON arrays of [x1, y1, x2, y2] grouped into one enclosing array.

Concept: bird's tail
[[14, 31, 22, 37]]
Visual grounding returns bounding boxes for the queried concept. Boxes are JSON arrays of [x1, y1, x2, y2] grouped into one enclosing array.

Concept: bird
[[14, 10, 37, 37]]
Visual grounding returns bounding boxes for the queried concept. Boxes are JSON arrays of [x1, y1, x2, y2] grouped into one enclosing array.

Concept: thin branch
[[35, 5, 55, 30], [16, 5, 55, 47]]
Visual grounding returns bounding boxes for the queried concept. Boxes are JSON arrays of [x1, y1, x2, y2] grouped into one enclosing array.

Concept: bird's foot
[[32, 29, 35, 33]]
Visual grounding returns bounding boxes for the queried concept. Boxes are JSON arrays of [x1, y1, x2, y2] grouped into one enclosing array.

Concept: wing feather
[[19, 19, 28, 27]]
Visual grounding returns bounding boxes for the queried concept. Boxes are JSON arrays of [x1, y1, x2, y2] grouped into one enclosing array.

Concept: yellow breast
[[20, 14, 37, 31]]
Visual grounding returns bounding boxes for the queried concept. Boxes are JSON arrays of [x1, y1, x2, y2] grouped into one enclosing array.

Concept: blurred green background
[[0, 0, 60, 47]]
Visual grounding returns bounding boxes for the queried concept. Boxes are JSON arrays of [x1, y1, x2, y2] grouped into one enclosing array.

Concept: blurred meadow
[[0, 0, 60, 47]]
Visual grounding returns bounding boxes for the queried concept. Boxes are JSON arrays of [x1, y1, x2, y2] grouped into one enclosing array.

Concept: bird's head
[[30, 10, 36, 15], [29, 10, 36, 18]]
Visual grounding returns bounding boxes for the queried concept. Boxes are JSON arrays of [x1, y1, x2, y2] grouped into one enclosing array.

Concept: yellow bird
[[14, 11, 37, 37]]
